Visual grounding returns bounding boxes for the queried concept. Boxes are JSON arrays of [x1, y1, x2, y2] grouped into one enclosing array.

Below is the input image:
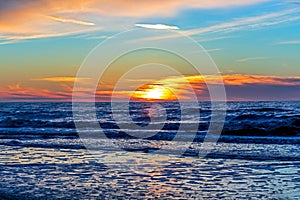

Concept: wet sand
[[0, 143, 299, 199]]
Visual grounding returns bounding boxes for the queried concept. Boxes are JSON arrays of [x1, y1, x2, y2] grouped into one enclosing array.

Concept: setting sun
[[132, 85, 175, 101], [143, 87, 164, 99]]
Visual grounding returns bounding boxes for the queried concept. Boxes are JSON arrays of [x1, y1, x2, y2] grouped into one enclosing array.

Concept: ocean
[[0, 101, 299, 199]]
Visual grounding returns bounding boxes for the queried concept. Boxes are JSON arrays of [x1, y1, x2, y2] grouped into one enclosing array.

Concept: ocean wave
[[0, 117, 75, 128], [0, 102, 299, 143]]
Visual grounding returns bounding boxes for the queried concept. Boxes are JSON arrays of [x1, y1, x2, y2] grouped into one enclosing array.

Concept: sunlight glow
[[132, 85, 175, 101], [144, 87, 164, 99]]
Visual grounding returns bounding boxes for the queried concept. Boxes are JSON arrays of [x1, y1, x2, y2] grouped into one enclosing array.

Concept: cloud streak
[[276, 40, 300, 45], [236, 57, 270, 63], [47, 15, 95, 26], [183, 8, 300, 36], [138, 8, 300, 42]]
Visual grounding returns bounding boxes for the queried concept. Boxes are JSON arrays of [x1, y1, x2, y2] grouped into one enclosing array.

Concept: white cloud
[[135, 23, 179, 30]]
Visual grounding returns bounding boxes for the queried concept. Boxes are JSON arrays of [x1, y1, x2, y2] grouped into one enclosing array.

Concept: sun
[[132, 85, 175, 101], [143, 87, 164, 99]]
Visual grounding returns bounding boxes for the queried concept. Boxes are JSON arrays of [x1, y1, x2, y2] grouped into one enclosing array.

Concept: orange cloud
[[119, 74, 300, 101], [101, 74, 300, 100], [160, 74, 300, 86], [97, 74, 300, 101], [1, 74, 299, 101], [220, 74, 300, 86], [0, 83, 71, 101], [32, 77, 90, 83]]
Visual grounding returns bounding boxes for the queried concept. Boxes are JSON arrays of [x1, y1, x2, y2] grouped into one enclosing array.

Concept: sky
[[0, 0, 300, 101]]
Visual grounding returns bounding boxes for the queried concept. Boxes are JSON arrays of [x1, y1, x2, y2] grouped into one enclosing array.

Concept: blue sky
[[0, 0, 299, 101]]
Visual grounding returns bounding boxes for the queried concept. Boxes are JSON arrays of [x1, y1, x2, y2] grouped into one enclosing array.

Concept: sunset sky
[[0, 0, 300, 101]]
